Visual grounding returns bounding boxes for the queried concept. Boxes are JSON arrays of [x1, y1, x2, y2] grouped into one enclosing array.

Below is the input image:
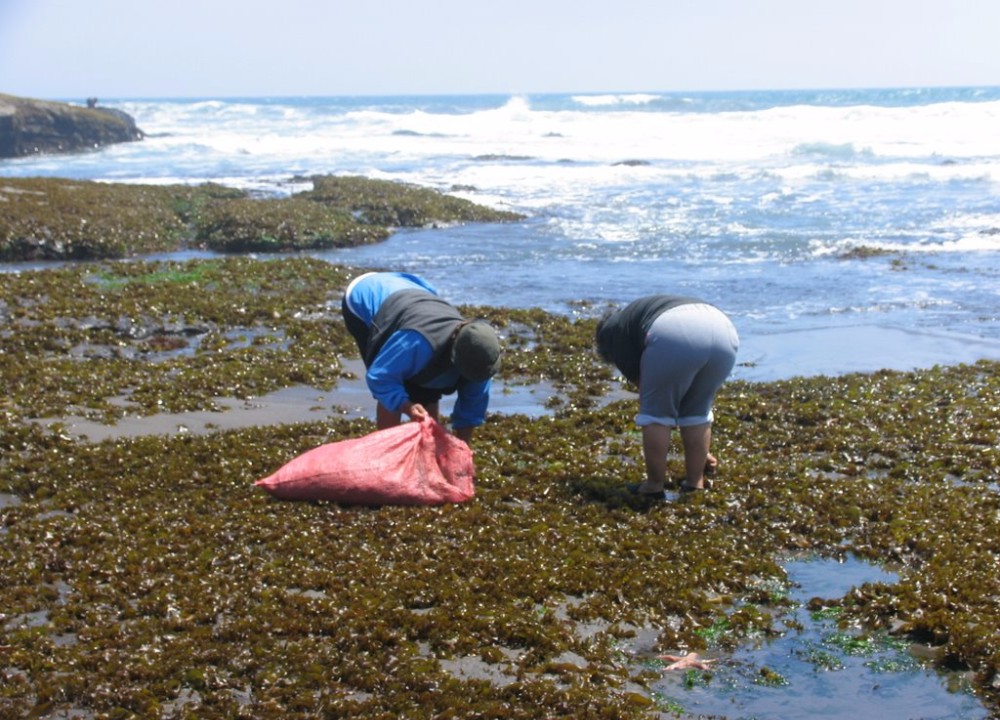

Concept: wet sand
[[733, 323, 1000, 382]]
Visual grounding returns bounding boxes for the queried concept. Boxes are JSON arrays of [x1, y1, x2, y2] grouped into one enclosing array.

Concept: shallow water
[[317, 225, 1000, 383], [647, 556, 987, 719], [4, 90, 1000, 384], [32, 356, 573, 442]]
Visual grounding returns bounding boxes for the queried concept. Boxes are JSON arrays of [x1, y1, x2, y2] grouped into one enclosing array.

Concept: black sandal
[[625, 483, 667, 500], [679, 477, 714, 494]]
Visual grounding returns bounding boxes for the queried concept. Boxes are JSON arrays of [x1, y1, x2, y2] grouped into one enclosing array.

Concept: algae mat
[[1, 257, 998, 718]]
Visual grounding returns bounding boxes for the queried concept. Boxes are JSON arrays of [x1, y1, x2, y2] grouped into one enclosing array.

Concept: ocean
[[3, 87, 1000, 381]]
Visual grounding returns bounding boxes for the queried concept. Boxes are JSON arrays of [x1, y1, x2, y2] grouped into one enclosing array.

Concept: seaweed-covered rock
[[0, 93, 144, 158], [0, 178, 227, 260], [0, 175, 526, 261], [195, 196, 390, 252], [300, 174, 525, 227]]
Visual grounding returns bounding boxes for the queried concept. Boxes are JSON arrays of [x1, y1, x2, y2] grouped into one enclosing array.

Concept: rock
[[0, 93, 144, 158]]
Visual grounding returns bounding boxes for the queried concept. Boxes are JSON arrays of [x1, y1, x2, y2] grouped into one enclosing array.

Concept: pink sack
[[255, 418, 475, 506]]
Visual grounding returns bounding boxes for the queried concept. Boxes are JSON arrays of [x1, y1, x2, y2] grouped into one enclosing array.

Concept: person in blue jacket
[[596, 295, 739, 497], [341, 271, 502, 443]]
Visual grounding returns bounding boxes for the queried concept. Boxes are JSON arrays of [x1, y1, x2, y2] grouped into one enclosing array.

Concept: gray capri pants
[[635, 303, 739, 428]]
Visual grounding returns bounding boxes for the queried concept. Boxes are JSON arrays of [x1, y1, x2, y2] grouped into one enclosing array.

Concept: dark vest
[[366, 290, 464, 387], [597, 295, 701, 384]]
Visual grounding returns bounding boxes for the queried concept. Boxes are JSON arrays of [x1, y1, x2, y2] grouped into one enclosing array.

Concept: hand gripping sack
[[255, 418, 475, 505]]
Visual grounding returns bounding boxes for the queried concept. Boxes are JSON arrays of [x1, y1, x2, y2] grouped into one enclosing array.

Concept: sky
[[1, 0, 998, 99]]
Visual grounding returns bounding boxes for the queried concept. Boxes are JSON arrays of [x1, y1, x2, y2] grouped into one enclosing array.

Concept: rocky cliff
[[0, 93, 144, 158]]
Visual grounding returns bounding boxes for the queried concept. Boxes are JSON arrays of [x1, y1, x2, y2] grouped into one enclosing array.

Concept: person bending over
[[595, 295, 739, 496], [341, 271, 502, 443]]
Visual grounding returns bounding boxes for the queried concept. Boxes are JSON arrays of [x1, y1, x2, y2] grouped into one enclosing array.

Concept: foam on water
[[4, 89, 1000, 378], [87, 95, 1000, 180]]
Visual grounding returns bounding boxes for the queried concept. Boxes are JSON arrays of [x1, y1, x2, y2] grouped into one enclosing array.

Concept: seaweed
[[297, 175, 524, 228], [195, 197, 389, 252], [1, 256, 999, 717], [0, 175, 526, 261]]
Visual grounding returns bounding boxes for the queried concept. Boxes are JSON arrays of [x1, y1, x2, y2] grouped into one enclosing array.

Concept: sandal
[[626, 483, 667, 501], [679, 477, 714, 494]]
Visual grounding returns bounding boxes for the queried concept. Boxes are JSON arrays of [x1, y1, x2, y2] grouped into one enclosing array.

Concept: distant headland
[[0, 93, 144, 158]]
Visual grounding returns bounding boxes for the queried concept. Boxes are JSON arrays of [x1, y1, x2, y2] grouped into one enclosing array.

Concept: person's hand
[[657, 652, 715, 671], [405, 403, 428, 421]]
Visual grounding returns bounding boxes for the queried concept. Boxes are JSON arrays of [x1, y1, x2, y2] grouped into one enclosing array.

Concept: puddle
[[1, 493, 20, 535], [32, 377, 564, 442], [29, 356, 586, 442], [0, 492, 21, 508], [644, 555, 987, 719]]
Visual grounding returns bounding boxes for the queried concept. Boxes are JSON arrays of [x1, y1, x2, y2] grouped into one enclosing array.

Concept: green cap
[[452, 321, 501, 382]]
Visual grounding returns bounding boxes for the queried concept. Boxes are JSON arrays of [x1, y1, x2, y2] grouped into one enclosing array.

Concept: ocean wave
[[99, 94, 1000, 182], [5, 91, 1000, 351], [571, 93, 661, 107], [812, 233, 1000, 257], [791, 142, 868, 159]]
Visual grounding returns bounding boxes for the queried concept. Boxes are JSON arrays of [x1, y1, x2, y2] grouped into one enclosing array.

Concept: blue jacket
[[345, 272, 491, 428]]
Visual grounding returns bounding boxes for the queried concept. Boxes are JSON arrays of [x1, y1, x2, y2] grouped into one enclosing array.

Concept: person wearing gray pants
[[595, 295, 740, 497]]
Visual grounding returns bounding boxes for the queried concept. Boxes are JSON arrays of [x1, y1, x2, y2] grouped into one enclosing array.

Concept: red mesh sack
[[255, 418, 475, 506]]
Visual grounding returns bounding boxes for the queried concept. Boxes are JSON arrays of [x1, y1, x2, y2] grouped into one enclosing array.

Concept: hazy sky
[[1, 0, 998, 99]]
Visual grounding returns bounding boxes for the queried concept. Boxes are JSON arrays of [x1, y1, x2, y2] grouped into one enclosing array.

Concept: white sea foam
[[107, 96, 1000, 194], [570, 93, 661, 107], [813, 232, 1000, 256], [5, 90, 1000, 362]]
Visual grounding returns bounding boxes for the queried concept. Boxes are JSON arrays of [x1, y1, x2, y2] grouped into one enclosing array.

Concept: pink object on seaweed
[[255, 418, 475, 506]]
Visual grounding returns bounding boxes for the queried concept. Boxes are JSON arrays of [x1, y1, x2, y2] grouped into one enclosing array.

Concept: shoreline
[[734, 322, 1000, 383]]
